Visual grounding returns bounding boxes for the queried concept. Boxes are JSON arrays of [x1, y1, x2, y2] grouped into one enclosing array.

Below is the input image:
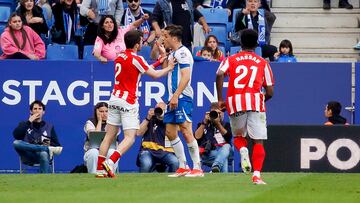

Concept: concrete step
[[272, 0, 359, 8], [272, 27, 360, 34], [272, 8, 360, 28], [271, 32, 359, 49], [295, 48, 360, 55]]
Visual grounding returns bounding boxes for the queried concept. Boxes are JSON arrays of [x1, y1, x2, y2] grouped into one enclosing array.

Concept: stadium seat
[[255, 46, 262, 56], [141, 0, 156, 12], [230, 46, 241, 55], [232, 8, 242, 32], [46, 44, 79, 60], [138, 45, 152, 61], [19, 156, 55, 174], [199, 8, 228, 30], [0, 6, 11, 24], [82, 45, 97, 60], [207, 26, 227, 47]]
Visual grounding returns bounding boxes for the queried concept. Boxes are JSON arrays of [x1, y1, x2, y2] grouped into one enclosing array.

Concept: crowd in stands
[[0, 0, 300, 62]]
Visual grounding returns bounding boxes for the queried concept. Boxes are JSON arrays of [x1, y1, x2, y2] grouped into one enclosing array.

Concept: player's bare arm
[[216, 70, 227, 111], [169, 68, 190, 110], [264, 86, 274, 102], [146, 58, 175, 79]]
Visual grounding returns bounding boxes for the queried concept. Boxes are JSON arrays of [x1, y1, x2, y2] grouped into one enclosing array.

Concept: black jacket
[[16, 5, 48, 36]]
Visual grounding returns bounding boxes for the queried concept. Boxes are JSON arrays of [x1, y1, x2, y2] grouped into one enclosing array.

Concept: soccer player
[[216, 29, 274, 184], [96, 30, 175, 178], [160, 24, 204, 177]]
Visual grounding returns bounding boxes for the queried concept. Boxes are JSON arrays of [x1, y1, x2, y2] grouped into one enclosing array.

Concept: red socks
[[233, 136, 248, 151], [97, 155, 106, 170], [252, 143, 266, 172], [109, 150, 121, 164]]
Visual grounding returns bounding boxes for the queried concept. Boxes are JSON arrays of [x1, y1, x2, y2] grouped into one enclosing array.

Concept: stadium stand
[[46, 44, 79, 60], [193, 46, 226, 57], [138, 45, 152, 61], [271, 0, 360, 62], [229, 46, 262, 56]]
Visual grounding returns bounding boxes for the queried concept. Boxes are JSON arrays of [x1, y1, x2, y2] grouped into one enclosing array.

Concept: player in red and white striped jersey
[[216, 29, 274, 185], [95, 30, 175, 178]]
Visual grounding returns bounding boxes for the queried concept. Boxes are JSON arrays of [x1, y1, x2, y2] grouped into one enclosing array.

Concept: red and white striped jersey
[[217, 51, 274, 114], [112, 49, 150, 104]]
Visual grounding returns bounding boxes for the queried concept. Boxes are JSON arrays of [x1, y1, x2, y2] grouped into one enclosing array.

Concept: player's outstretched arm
[[145, 58, 175, 79], [264, 86, 274, 102]]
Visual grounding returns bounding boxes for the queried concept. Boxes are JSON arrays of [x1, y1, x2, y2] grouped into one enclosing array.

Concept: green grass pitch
[[0, 173, 359, 203]]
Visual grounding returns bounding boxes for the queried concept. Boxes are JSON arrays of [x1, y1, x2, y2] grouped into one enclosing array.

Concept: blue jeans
[[138, 150, 179, 173], [13, 140, 50, 173], [201, 144, 233, 173]]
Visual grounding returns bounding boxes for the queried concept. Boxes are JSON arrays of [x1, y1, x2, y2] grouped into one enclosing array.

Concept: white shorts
[[107, 95, 140, 130], [229, 111, 268, 140]]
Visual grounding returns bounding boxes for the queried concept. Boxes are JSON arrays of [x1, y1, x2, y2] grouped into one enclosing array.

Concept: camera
[[209, 110, 219, 120], [154, 107, 164, 117]]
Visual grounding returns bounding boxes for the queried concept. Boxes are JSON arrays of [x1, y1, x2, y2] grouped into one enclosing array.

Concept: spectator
[[13, 100, 62, 173], [194, 102, 233, 173], [93, 14, 149, 63], [83, 102, 119, 174], [323, 0, 353, 10], [121, 0, 155, 46], [16, 0, 49, 37], [151, 0, 210, 50], [136, 102, 179, 173], [196, 35, 225, 61], [324, 101, 349, 125], [233, 0, 277, 61], [80, 0, 124, 45], [0, 12, 46, 60], [198, 46, 213, 60], [274, 39, 297, 62], [51, 0, 84, 45], [227, 0, 272, 24]]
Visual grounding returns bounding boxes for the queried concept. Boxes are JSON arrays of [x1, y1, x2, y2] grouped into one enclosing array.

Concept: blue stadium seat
[[46, 44, 79, 60], [232, 8, 242, 31], [200, 8, 228, 30], [82, 45, 97, 60], [141, 0, 156, 12], [0, 6, 11, 24], [230, 46, 241, 55], [207, 26, 227, 47], [229, 46, 262, 56], [138, 45, 152, 61], [255, 46, 262, 56]]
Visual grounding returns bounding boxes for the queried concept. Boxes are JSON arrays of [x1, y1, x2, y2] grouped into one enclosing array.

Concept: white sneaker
[[48, 146, 63, 159], [240, 147, 252, 174]]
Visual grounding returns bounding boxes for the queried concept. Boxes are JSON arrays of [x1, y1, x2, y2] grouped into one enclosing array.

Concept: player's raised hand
[[141, 14, 149, 21]]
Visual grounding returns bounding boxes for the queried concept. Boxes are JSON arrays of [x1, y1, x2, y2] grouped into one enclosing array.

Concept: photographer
[[194, 102, 233, 173], [136, 102, 179, 173]]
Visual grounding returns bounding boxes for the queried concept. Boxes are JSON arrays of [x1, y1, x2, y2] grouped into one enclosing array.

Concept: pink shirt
[[93, 25, 134, 61], [0, 25, 46, 59]]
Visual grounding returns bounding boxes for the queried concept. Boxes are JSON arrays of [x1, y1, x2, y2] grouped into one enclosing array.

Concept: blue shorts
[[164, 99, 193, 124]]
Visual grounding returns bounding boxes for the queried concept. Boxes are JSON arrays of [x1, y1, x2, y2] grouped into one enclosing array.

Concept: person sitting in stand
[[274, 39, 297, 63], [195, 35, 225, 62]]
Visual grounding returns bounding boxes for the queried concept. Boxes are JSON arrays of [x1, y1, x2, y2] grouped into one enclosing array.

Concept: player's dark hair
[[124, 30, 143, 49], [279, 39, 294, 56], [97, 15, 118, 45], [327, 101, 342, 116], [30, 100, 46, 111], [164, 24, 183, 41], [240, 29, 258, 50]]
